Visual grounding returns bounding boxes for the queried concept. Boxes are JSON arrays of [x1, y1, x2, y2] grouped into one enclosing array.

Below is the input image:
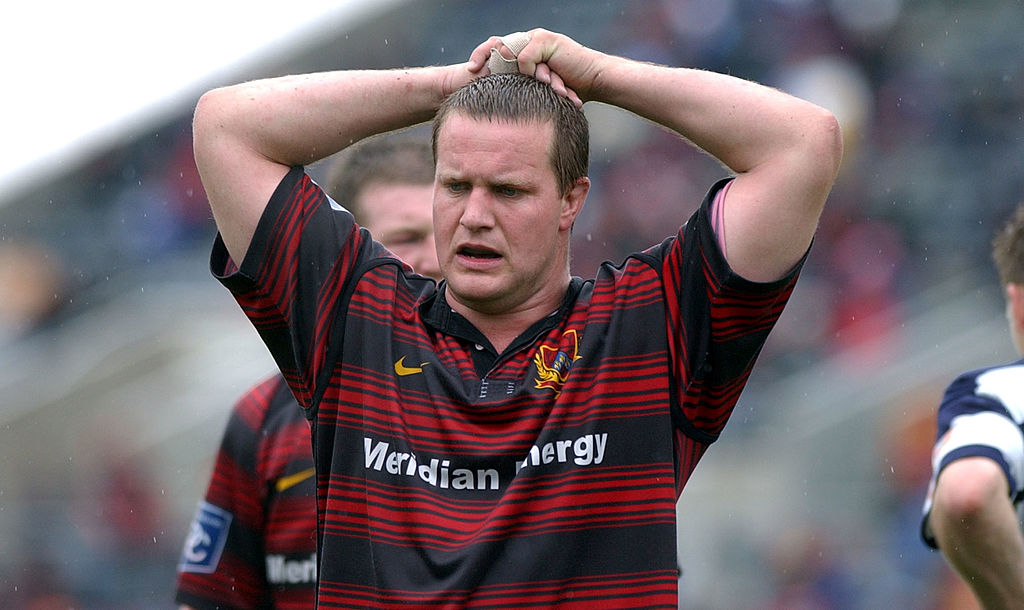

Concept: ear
[[558, 177, 590, 231], [1008, 283, 1024, 333]]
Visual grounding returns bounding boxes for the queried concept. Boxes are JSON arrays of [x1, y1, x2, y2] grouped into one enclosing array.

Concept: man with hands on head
[[194, 28, 841, 606]]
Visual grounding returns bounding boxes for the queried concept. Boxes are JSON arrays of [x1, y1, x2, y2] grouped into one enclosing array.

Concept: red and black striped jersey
[[175, 374, 316, 609], [212, 168, 801, 608]]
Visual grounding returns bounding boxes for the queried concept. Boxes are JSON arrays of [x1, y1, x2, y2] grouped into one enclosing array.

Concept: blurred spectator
[[760, 526, 860, 610], [827, 217, 907, 369], [0, 240, 66, 344], [110, 121, 212, 260]]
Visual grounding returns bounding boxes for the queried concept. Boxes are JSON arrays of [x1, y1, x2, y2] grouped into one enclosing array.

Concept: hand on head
[[466, 29, 594, 108]]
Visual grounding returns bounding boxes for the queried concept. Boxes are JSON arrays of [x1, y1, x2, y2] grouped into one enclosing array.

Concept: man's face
[[357, 182, 440, 280], [433, 114, 585, 315]]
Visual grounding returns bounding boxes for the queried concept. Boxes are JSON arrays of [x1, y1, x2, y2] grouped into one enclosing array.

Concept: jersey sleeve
[[174, 377, 282, 609], [658, 178, 805, 442], [210, 167, 391, 413], [920, 363, 1024, 548]]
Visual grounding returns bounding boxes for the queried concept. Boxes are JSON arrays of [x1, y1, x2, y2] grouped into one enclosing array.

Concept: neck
[[445, 278, 570, 353]]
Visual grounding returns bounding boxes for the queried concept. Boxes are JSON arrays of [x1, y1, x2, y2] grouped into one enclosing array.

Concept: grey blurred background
[[1, 0, 1022, 607]]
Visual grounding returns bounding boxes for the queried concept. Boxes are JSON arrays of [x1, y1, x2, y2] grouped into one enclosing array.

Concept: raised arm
[[192, 56, 491, 264], [508, 29, 843, 282]]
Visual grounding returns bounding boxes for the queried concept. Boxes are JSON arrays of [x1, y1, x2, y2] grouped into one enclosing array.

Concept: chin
[[447, 279, 506, 308]]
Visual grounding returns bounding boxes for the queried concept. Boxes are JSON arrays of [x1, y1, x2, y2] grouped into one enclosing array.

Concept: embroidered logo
[[533, 330, 581, 395], [275, 467, 315, 492], [394, 356, 429, 376]]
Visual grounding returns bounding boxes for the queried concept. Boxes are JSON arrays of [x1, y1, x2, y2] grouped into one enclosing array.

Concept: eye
[[445, 181, 468, 194], [494, 184, 520, 198]]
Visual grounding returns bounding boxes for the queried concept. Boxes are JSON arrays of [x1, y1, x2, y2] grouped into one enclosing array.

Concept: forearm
[[934, 503, 1024, 609], [193, 62, 475, 263], [194, 66, 452, 168], [588, 57, 840, 181]]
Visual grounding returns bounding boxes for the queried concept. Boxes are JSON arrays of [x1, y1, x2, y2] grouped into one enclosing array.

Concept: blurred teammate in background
[[174, 134, 438, 609], [922, 202, 1024, 609], [193, 28, 841, 605]]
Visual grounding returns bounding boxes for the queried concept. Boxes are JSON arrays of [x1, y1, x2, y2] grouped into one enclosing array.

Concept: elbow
[[809, 107, 844, 185], [823, 111, 844, 180], [789, 108, 843, 212], [192, 88, 228, 156], [192, 86, 243, 179], [774, 107, 843, 221], [931, 460, 1008, 529], [933, 484, 991, 527]]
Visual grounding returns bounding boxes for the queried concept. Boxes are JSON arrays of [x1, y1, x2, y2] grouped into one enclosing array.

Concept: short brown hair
[[432, 73, 589, 195], [992, 203, 1024, 286], [324, 132, 435, 220]]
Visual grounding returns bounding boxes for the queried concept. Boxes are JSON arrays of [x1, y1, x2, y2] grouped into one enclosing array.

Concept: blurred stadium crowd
[[1, 0, 1022, 607]]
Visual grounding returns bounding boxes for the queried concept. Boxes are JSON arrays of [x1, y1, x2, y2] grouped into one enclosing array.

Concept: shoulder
[[946, 361, 1024, 405], [938, 361, 1024, 427], [233, 374, 290, 420], [262, 377, 307, 432]]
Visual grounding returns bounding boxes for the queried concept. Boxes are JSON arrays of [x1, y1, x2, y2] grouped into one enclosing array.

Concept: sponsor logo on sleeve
[[177, 501, 232, 574]]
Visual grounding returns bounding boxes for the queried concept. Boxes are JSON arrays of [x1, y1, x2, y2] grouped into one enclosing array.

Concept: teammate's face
[[357, 183, 440, 280], [433, 114, 587, 316]]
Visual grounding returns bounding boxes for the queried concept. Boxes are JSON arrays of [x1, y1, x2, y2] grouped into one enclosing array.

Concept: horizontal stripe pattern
[[176, 374, 316, 608], [317, 570, 678, 609], [217, 171, 799, 606]]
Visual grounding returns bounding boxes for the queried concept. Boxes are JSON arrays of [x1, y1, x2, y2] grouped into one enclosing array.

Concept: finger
[[547, 71, 568, 98], [488, 48, 519, 74], [548, 71, 582, 108], [566, 88, 583, 108], [487, 31, 532, 75], [468, 36, 505, 71], [500, 31, 532, 57], [534, 63, 552, 84]]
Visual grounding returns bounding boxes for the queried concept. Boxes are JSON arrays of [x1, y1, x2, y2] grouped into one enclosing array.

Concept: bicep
[[717, 165, 826, 283], [717, 110, 841, 283]]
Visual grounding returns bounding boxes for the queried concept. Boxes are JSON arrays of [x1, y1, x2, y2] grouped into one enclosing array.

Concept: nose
[[459, 188, 494, 231]]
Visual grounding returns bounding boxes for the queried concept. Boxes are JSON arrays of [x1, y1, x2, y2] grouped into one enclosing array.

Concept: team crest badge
[[533, 330, 581, 395]]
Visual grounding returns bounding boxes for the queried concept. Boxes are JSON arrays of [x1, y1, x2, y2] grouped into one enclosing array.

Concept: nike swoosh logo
[[275, 467, 315, 493], [394, 356, 430, 376]]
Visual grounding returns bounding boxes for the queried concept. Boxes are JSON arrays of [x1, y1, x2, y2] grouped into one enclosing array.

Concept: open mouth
[[458, 246, 501, 260]]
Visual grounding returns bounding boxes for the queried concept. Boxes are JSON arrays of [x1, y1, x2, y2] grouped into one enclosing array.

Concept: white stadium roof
[[0, 0, 401, 207]]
